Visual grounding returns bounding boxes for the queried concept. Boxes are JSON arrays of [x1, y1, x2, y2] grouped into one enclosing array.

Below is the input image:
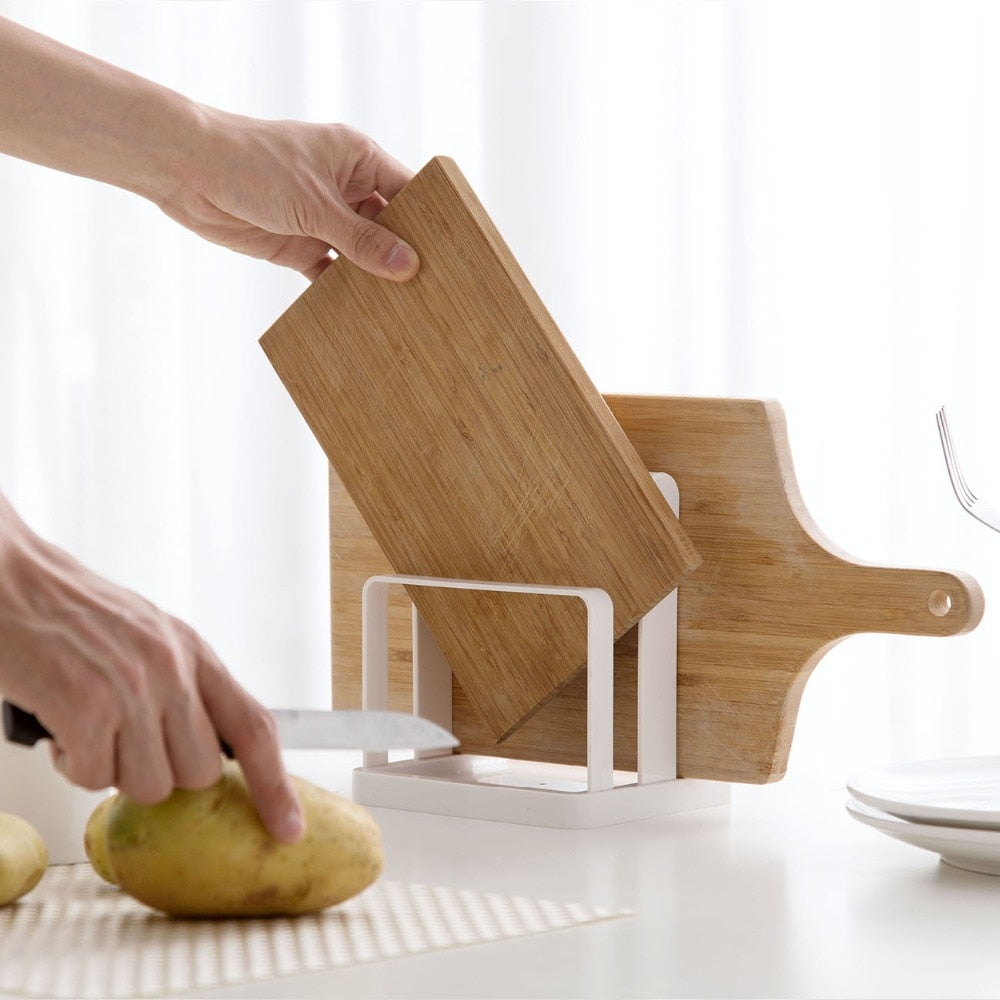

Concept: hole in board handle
[[928, 590, 953, 617]]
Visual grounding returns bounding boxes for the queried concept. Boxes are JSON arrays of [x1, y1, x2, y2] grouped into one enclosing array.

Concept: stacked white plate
[[846, 756, 1000, 875]]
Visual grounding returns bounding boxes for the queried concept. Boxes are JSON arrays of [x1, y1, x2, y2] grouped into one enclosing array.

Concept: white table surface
[[177, 749, 1000, 1000]]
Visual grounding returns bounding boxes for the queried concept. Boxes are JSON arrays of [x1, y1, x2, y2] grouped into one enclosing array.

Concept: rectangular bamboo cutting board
[[261, 158, 700, 742], [328, 395, 985, 783]]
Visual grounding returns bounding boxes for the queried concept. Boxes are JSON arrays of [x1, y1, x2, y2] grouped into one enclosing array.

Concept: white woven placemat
[[0, 865, 632, 998]]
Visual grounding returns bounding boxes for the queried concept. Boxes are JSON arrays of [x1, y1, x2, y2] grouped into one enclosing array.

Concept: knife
[[2, 700, 458, 754]]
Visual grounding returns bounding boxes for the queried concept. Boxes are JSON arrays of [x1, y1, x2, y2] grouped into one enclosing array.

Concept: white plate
[[847, 755, 1000, 829], [846, 797, 1000, 876]]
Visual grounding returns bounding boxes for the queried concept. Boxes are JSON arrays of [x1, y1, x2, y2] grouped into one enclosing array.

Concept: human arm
[[0, 493, 304, 843], [0, 15, 419, 281]]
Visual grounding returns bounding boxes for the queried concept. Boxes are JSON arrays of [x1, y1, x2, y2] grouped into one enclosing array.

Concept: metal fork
[[937, 405, 1000, 532]]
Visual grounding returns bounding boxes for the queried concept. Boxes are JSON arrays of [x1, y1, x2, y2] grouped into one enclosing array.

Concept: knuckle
[[86, 682, 123, 733], [169, 615, 199, 647], [350, 219, 395, 266], [226, 701, 280, 759], [189, 625, 223, 669], [113, 643, 157, 701], [330, 121, 368, 151], [138, 620, 199, 700], [243, 704, 279, 744], [162, 680, 198, 719]]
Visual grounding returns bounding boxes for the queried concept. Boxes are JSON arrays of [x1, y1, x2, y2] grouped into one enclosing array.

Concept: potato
[[83, 794, 119, 885], [104, 761, 383, 917], [0, 812, 47, 906]]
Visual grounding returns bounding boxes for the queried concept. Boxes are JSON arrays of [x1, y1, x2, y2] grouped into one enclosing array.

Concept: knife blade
[[2, 700, 457, 753]]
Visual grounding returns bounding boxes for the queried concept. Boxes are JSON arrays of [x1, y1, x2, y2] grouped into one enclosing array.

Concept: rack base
[[352, 473, 730, 828], [353, 753, 727, 828]]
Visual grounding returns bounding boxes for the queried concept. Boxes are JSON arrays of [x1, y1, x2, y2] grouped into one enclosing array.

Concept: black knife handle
[[2, 700, 50, 746], [2, 699, 235, 758]]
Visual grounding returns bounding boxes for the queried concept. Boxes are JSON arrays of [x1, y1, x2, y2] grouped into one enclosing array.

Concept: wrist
[[147, 99, 245, 217], [105, 86, 212, 206]]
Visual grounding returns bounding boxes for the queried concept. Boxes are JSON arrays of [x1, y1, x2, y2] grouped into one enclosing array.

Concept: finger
[[260, 233, 335, 276], [305, 256, 332, 282], [39, 688, 118, 791], [161, 689, 225, 791], [49, 729, 116, 791], [151, 625, 227, 790], [370, 150, 414, 202], [115, 712, 175, 804], [327, 203, 419, 282], [356, 193, 387, 221], [198, 667, 304, 843]]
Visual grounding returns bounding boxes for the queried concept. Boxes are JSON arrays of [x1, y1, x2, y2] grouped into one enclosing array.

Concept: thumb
[[330, 205, 419, 282]]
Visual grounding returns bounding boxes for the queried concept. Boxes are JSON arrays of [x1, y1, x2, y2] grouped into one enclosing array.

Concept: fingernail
[[386, 242, 419, 279]]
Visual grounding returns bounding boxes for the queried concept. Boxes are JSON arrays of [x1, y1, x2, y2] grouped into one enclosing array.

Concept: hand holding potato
[[0, 494, 304, 844]]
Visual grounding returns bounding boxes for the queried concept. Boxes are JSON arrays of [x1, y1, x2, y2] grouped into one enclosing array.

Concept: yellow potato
[[105, 761, 383, 917], [0, 812, 47, 906], [83, 794, 119, 885]]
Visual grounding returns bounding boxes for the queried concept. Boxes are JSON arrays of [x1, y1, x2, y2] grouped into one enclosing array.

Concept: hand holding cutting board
[[261, 156, 701, 742], [0, 16, 421, 283]]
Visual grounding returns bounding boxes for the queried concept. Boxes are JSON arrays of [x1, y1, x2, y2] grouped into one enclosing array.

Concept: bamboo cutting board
[[329, 395, 985, 783], [261, 158, 700, 742]]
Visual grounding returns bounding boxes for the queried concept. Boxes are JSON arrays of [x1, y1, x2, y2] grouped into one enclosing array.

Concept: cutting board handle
[[776, 404, 985, 642], [815, 559, 983, 640]]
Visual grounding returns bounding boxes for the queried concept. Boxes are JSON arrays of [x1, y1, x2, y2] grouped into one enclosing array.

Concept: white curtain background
[[2, 0, 1000, 784]]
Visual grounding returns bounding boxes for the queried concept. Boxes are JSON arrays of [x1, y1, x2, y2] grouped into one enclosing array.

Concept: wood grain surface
[[329, 395, 985, 783], [261, 157, 699, 741]]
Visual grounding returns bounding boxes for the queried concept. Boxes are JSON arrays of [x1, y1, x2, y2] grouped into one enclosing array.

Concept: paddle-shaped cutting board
[[328, 395, 985, 783], [261, 158, 700, 742]]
